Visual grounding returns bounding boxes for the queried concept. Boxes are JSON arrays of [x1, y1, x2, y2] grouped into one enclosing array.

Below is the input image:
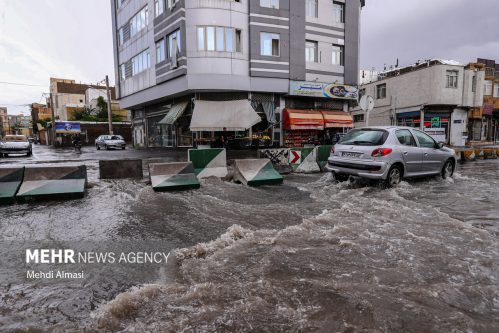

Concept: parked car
[[326, 126, 457, 187], [0, 135, 33, 157], [95, 135, 126, 150]]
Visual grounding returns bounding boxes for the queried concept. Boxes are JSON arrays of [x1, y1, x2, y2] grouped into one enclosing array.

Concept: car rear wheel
[[441, 160, 455, 179], [332, 172, 350, 182], [27, 150, 32, 157], [384, 165, 402, 188], [122, 146, 126, 150]]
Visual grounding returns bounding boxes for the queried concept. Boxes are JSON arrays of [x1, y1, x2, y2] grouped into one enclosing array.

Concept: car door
[[412, 130, 444, 173], [395, 129, 422, 174]]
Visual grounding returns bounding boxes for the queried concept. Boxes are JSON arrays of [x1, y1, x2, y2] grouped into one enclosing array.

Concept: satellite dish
[[359, 95, 374, 112]]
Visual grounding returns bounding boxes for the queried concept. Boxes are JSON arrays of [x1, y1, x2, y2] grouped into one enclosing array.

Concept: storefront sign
[[289, 81, 358, 100], [55, 122, 81, 134]]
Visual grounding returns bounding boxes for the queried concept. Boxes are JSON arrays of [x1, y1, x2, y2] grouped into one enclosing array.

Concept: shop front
[[146, 101, 193, 148], [282, 109, 353, 147], [397, 110, 451, 143], [189, 99, 264, 149]]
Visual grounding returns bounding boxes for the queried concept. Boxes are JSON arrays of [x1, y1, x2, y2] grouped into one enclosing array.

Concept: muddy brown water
[[0, 159, 498, 332]]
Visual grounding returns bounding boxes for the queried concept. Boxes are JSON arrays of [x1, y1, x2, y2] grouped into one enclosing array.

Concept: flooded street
[[0, 147, 498, 332]]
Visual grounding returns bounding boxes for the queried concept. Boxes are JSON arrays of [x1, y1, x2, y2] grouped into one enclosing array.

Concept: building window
[[353, 114, 364, 122], [197, 26, 240, 53], [167, 0, 179, 9], [260, 32, 280, 57], [306, 0, 318, 18], [131, 49, 150, 76], [446, 70, 458, 88], [235, 29, 242, 52], [116, 0, 125, 10], [305, 40, 318, 62], [333, 2, 345, 23], [376, 83, 386, 99], [155, 0, 164, 16], [156, 39, 165, 63], [494, 84, 499, 98], [260, 0, 279, 9], [120, 64, 126, 80], [167, 29, 181, 59], [472, 75, 476, 92], [484, 80, 493, 96], [118, 28, 124, 46], [332, 44, 344, 65], [130, 6, 148, 37]]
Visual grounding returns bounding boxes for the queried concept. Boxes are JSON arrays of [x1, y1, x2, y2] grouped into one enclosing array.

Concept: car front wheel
[[96, 144, 100, 150], [441, 160, 454, 179], [384, 165, 402, 188]]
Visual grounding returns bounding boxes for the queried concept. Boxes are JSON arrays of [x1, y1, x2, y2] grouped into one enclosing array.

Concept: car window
[[395, 130, 417, 147], [111, 136, 123, 140], [413, 130, 436, 148], [339, 129, 389, 146]]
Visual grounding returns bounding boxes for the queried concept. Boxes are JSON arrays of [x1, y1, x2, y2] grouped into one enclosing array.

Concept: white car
[[0, 135, 33, 157], [95, 135, 126, 150]]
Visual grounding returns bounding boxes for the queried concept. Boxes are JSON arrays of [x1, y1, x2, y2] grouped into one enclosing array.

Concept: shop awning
[[190, 100, 261, 131], [321, 111, 354, 128], [283, 109, 325, 130], [158, 101, 189, 125]]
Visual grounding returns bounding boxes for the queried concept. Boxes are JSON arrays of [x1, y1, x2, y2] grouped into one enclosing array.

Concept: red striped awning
[[321, 110, 353, 128], [283, 109, 324, 130]]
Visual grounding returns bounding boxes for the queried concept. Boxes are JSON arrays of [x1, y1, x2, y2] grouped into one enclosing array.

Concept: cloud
[[360, 0, 499, 69]]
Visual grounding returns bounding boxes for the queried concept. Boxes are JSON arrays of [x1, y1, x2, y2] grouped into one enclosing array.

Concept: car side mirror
[[436, 142, 445, 149]]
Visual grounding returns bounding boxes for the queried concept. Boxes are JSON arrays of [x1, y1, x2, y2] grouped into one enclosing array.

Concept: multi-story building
[[474, 58, 499, 142], [0, 107, 8, 136], [49, 78, 117, 121], [350, 59, 485, 147], [111, 0, 365, 148]]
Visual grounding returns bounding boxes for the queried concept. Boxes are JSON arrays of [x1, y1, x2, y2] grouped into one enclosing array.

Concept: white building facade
[[351, 60, 485, 146]]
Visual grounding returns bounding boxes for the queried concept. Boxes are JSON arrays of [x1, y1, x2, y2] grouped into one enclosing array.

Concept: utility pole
[[50, 93, 56, 146], [105, 75, 113, 135]]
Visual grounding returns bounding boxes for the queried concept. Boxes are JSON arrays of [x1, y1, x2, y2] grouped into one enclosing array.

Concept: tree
[[96, 96, 108, 120]]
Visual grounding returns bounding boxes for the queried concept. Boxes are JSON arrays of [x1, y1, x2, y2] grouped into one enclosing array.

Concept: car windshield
[[110, 136, 123, 140], [4, 135, 28, 142], [338, 129, 388, 146]]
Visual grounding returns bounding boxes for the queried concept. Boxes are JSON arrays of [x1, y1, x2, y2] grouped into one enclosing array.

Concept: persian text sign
[[290, 81, 358, 100]]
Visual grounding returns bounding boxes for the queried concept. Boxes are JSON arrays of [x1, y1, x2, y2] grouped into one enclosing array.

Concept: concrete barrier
[[149, 162, 200, 192], [16, 165, 87, 202], [99, 159, 143, 179], [316, 145, 333, 171], [188, 148, 228, 178], [463, 149, 476, 161], [474, 148, 484, 159], [258, 148, 292, 174], [483, 148, 497, 159], [290, 148, 320, 173], [0, 167, 24, 205], [233, 159, 283, 186]]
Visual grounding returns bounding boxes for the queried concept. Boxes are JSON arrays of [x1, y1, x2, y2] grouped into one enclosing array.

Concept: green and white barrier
[[258, 148, 293, 174], [0, 167, 24, 205], [316, 145, 333, 171], [233, 159, 283, 186], [16, 165, 87, 202], [289, 147, 320, 173], [188, 148, 228, 178], [149, 162, 200, 192]]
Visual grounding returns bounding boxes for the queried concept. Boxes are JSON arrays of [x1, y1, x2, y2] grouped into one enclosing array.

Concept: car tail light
[[331, 146, 335, 154], [371, 148, 392, 157]]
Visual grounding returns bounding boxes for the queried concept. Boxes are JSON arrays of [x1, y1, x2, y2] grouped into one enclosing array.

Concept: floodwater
[[0, 155, 498, 332]]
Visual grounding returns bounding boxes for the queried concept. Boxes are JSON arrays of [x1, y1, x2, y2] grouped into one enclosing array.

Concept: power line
[[0, 81, 46, 87]]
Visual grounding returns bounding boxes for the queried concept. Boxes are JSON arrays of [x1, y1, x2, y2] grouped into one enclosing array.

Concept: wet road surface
[[0, 145, 498, 332]]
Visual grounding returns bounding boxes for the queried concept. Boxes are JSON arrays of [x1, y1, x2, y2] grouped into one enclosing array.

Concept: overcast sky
[[1, 0, 498, 115]]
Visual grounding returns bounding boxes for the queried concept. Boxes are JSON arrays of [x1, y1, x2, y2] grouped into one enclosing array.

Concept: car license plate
[[342, 152, 362, 158]]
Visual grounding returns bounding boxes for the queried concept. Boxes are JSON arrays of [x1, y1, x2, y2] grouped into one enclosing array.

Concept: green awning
[[159, 101, 189, 125]]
